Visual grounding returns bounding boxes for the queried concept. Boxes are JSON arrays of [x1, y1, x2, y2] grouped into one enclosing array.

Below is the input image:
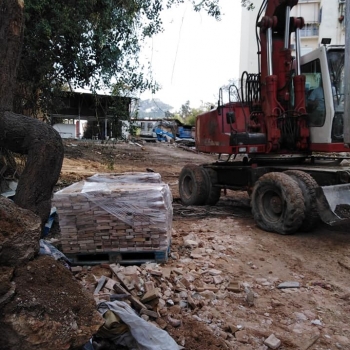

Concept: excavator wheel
[[284, 170, 320, 232], [202, 167, 221, 205], [251, 172, 305, 235], [179, 164, 209, 205]]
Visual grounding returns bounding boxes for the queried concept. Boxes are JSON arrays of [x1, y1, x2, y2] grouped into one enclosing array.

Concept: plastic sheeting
[[97, 301, 180, 350]]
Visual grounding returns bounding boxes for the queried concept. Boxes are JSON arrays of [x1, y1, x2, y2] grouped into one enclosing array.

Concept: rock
[[264, 334, 281, 349], [167, 315, 181, 327], [156, 317, 168, 329], [271, 299, 283, 307], [213, 275, 224, 284], [179, 300, 188, 308], [333, 335, 349, 345], [144, 280, 155, 292], [141, 288, 160, 303], [303, 310, 316, 319], [141, 314, 149, 321], [235, 329, 249, 343], [277, 281, 300, 289], [71, 266, 83, 272], [294, 312, 307, 321], [140, 308, 158, 318], [184, 239, 199, 248], [227, 281, 241, 293], [244, 286, 255, 307], [161, 267, 172, 279], [169, 304, 182, 314], [179, 291, 188, 299], [0, 197, 41, 266], [311, 319, 322, 326]]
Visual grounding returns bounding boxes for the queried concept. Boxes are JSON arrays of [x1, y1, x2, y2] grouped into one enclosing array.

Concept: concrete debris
[[277, 281, 300, 289], [264, 334, 281, 349]]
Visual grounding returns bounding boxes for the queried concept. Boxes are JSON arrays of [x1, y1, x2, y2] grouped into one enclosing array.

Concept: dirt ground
[[58, 139, 350, 350]]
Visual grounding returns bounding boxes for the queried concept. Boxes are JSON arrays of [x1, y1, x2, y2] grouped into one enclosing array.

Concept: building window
[[319, 7, 322, 24], [300, 23, 319, 37]]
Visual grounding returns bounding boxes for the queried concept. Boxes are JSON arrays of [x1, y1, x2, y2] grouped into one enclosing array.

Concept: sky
[[139, 0, 243, 112]]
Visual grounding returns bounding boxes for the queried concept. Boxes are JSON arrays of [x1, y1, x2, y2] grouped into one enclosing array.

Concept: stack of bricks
[[52, 173, 173, 255]]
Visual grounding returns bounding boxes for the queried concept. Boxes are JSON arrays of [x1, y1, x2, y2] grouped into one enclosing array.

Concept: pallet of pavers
[[52, 172, 173, 265]]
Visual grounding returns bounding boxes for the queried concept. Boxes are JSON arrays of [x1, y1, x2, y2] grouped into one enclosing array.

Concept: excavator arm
[[258, 0, 308, 152]]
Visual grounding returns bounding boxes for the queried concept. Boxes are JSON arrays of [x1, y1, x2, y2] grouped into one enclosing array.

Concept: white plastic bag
[[98, 301, 180, 350]]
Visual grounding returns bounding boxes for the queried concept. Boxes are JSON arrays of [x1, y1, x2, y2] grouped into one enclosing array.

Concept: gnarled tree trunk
[[0, 0, 64, 225]]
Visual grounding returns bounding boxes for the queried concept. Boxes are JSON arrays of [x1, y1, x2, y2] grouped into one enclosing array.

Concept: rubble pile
[[70, 222, 262, 350], [53, 173, 173, 257], [72, 259, 231, 349]]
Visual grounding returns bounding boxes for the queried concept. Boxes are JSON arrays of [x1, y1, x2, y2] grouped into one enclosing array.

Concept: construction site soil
[[53, 139, 350, 350]]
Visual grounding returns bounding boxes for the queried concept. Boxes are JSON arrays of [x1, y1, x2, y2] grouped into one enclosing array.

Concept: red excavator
[[178, 0, 350, 234]]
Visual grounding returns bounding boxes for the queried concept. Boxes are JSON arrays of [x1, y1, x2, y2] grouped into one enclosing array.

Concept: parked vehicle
[[178, 0, 350, 234]]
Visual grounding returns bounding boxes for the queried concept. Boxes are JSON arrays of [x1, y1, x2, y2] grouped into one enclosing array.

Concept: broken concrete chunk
[[227, 281, 241, 292], [161, 267, 172, 279], [190, 253, 202, 259], [167, 315, 181, 327], [71, 266, 83, 272], [180, 277, 191, 289], [129, 295, 147, 311], [104, 278, 116, 290], [94, 276, 107, 294], [208, 269, 222, 276], [140, 308, 159, 318], [156, 317, 168, 329], [149, 269, 163, 277], [123, 265, 139, 275], [184, 239, 199, 248], [144, 280, 155, 292], [187, 295, 196, 309], [235, 330, 249, 344], [277, 281, 300, 289], [141, 314, 149, 321], [113, 282, 131, 296], [141, 288, 160, 303], [264, 334, 281, 349], [213, 275, 224, 285]]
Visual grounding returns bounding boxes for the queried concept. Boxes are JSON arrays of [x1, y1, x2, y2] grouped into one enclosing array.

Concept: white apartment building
[[239, 0, 346, 75]]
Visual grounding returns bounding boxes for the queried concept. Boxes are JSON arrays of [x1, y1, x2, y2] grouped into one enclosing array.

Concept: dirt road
[[60, 140, 350, 350]]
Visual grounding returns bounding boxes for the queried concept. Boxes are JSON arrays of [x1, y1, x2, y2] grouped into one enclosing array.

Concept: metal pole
[[295, 28, 301, 75], [105, 118, 107, 140], [267, 27, 273, 75], [344, 0, 350, 145], [284, 6, 291, 49]]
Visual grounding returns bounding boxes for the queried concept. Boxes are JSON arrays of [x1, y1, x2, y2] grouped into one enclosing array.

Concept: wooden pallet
[[66, 245, 170, 266]]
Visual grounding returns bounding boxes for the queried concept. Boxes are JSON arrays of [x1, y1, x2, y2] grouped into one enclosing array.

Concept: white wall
[[319, 0, 345, 46], [53, 121, 87, 139], [53, 124, 76, 139], [239, 6, 260, 75]]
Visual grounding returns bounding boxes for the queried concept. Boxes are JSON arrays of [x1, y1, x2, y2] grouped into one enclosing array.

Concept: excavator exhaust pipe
[[315, 184, 350, 225]]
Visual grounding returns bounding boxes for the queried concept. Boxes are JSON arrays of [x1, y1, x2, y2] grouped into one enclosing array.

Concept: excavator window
[[301, 59, 326, 127]]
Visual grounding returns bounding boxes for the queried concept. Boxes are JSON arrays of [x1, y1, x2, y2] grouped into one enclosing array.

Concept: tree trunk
[[0, 0, 64, 225]]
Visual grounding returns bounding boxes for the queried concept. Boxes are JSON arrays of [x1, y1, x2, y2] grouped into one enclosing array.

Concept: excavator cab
[[300, 45, 346, 152]]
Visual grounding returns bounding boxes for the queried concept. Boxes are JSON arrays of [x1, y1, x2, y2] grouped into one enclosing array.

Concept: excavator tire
[[202, 167, 221, 205], [284, 170, 320, 232], [179, 164, 208, 206], [251, 172, 305, 235]]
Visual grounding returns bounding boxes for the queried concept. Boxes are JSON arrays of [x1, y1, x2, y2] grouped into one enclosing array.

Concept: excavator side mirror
[[226, 111, 236, 124]]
